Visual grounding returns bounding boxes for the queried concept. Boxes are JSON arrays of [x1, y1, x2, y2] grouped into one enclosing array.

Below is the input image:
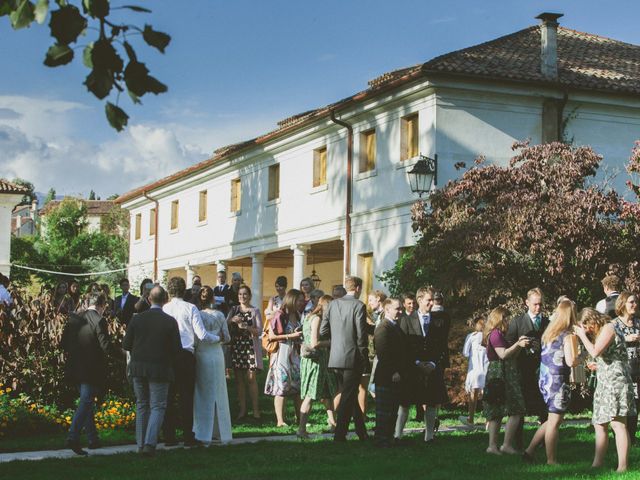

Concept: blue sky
[[2, 0, 640, 198]]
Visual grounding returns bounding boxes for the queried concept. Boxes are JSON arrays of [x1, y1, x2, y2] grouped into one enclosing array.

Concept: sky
[[2, 0, 640, 199]]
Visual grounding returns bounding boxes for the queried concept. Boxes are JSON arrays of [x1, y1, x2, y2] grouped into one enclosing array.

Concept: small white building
[[118, 13, 640, 308], [39, 199, 118, 236], [0, 179, 30, 277], [11, 201, 38, 237]]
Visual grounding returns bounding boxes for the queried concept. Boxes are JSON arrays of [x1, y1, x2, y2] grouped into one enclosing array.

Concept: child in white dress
[[460, 317, 489, 426]]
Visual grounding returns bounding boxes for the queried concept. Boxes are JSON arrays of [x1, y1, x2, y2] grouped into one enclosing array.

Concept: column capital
[[291, 244, 310, 254], [251, 253, 265, 262]]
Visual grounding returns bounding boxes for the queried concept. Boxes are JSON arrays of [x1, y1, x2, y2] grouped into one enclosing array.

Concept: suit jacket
[[320, 294, 369, 370], [61, 309, 111, 386], [114, 292, 139, 326], [373, 319, 409, 387], [213, 284, 232, 316], [505, 311, 549, 364], [399, 310, 449, 367], [122, 307, 183, 382]]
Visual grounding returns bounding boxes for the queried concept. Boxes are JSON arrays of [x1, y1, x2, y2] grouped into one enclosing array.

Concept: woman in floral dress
[[227, 285, 262, 420], [611, 291, 640, 443], [264, 289, 305, 426], [483, 306, 531, 455], [575, 307, 636, 473], [523, 299, 578, 464], [297, 295, 337, 437]]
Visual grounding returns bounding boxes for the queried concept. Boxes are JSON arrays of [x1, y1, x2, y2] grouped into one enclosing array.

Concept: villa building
[[117, 13, 640, 306]]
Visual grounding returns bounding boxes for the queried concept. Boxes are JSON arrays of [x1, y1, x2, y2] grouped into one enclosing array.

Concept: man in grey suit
[[123, 286, 183, 457], [320, 275, 370, 441], [506, 287, 549, 449]]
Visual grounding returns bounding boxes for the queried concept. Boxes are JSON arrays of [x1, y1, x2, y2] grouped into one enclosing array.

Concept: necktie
[[422, 314, 430, 336], [533, 314, 541, 331]]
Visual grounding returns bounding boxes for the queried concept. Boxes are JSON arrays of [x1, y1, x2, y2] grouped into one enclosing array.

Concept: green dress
[[300, 313, 337, 400], [592, 325, 637, 425]]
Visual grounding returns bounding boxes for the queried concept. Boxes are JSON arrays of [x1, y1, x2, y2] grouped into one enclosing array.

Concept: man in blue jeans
[[61, 290, 112, 455]]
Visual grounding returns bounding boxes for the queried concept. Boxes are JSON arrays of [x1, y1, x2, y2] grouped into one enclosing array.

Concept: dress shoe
[[141, 444, 156, 458], [184, 439, 203, 448], [65, 439, 88, 456]]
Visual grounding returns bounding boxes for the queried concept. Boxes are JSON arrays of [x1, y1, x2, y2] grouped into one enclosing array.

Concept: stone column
[[185, 264, 195, 287], [215, 260, 227, 273], [251, 253, 265, 310], [291, 244, 309, 289]]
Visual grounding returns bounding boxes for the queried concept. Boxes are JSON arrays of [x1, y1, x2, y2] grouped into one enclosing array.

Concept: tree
[[380, 141, 640, 317], [13, 197, 130, 285], [1, 0, 171, 131], [43, 187, 56, 205], [88, 189, 96, 200], [11, 177, 36, 205]]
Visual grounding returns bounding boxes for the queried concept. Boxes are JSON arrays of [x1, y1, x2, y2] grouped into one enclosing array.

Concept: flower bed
[[0, 384, 135, 438]]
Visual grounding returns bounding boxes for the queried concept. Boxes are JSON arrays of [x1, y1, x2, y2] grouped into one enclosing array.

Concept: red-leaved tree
[[380, 141, 640, 316]]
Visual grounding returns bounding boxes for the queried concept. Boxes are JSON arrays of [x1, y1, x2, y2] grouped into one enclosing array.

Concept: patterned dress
[[539, 332, 572, 414], [483, 329, 526, 420], [592, 326, 637, 424], [230, 310, 259, 370], [264, 317, 301, 397], [300, 313, 337, 400]]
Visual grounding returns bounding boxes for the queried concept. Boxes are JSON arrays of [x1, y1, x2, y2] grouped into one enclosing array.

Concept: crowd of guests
[[1, 270, 639, 472]]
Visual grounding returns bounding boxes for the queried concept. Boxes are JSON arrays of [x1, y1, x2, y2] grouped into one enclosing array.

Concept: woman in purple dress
[[523, 299, 578, 464]]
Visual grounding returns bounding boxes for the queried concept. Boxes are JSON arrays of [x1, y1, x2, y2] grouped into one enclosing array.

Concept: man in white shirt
[[162, 276, 220, 447], [595, 274, 621, 318], [0, 274, 12, 306]]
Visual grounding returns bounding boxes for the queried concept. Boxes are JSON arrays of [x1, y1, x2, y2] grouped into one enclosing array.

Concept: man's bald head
[[149, 285, 166, 306]]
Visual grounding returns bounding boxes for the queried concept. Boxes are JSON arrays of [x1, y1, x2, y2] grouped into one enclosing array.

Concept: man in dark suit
[[506, 287, 549, 448], [320, 275, 369, 442], [61, 290, 112, 455], [123, 285, 183, 457], [395, 286, 450, 443], [114, 278, 139, 326], [213, 270, 232, 316], [183, 275, 202, 306], [373, 297, 409, 447]]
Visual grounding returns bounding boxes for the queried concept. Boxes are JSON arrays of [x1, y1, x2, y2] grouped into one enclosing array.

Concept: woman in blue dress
[[523, 299, 578, 464]]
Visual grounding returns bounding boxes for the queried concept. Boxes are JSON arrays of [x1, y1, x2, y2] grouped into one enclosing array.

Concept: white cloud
[[0, 95, 283, 199], [0, 96, 208, 198]]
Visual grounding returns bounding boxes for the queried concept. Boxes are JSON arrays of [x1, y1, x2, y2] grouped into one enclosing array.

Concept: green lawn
[[1, 426, 638, 480]]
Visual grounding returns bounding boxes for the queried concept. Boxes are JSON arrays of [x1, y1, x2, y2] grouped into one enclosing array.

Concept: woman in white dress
[[193, 286, 232, 445], [460, 316, 488, 426]]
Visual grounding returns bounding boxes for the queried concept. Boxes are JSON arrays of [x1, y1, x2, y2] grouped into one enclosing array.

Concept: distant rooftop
[[40, 199, 115, 216], [0, 179, 30, 195]]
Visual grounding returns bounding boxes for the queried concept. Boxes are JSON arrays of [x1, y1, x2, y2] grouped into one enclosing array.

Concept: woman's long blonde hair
[[483, 306, 510, 346], [579, 307, 610, 341], [542, 299, 577, 344]]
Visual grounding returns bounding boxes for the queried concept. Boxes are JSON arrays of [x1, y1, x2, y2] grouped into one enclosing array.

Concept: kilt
[[401, 364, 449, 406], [375, 384, 401, 443]]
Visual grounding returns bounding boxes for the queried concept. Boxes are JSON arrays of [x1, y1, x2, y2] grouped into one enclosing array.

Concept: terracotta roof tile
[[0, 179, 29, 195], [40, 199, 115, 216], [117, 23, 640, 204]]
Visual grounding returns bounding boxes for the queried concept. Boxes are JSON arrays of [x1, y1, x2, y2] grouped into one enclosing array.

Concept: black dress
[[230, 309, 258, 370]]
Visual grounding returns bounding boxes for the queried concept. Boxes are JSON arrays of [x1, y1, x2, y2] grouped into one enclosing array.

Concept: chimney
[[535, 12, 563, 79]]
